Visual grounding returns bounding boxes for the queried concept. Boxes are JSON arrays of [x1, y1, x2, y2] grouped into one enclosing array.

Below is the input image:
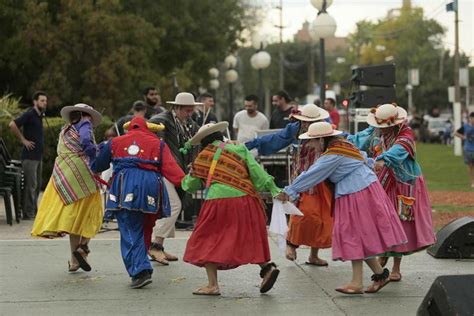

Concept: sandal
[[73, 244, 91, 272], [305, 258, 328, 267], [389, 272, 402, 282], [148, 243, 169, 266], [260, 262, 280, 293], [365, 268, 390, 293], [335, 285, 364, 295], [68, 261, 80, 273], [164, 251, 178, 262], [192, 286, 221, 296]]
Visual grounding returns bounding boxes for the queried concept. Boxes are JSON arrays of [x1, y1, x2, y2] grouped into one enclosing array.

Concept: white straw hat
[[166, 92, 203, 106], [189, 121, 229, 145], [299, 121, 343, 139], [366, 103, 407, 128], [290, 104, 329, 122], [60, 103, 102, 127]]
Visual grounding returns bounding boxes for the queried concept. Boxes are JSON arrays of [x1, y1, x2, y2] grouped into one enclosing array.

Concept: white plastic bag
[[269, 199, 303, 252]]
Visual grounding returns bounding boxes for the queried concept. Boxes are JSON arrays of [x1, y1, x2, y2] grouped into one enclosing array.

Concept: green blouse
[[182, 140, 282, 200]]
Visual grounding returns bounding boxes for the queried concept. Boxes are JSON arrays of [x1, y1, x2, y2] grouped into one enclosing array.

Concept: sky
[[257, 0, 474, 63]]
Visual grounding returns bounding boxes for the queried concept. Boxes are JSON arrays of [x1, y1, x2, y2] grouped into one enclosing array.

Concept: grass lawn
[[417, 143, 471, 192]]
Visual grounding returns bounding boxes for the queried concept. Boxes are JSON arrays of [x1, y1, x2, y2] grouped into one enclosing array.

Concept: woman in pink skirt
[[349, 104, 435, 282], [277, 122, 407, 294]]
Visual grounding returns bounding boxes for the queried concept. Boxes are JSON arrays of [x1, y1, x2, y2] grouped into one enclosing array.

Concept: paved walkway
[[1, 203, 473, 315]]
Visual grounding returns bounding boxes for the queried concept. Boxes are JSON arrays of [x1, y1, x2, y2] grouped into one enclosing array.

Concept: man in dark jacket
[[148, 92, 199, 265]]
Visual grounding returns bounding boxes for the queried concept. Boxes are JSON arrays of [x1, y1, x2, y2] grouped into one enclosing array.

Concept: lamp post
[[310, 0, 337, 102], [250, 36, 271, 113], [208, 67, 220, 93], [224, 54, 238, 130]]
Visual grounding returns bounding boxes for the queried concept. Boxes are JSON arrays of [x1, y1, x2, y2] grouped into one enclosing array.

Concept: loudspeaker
[[351, 64, 396, 87], [427, 216, 474, 259], [350, 88, 397, 108], [417, 275, 474, 316]]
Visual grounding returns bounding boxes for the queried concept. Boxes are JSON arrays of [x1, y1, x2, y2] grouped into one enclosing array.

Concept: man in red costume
[[92, 117, 184, 288]]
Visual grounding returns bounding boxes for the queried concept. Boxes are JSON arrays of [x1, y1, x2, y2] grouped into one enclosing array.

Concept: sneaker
[[130, 271, 152, 289]]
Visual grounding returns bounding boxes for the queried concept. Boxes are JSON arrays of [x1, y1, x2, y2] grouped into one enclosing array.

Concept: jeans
[[22, 159, 42, 218]]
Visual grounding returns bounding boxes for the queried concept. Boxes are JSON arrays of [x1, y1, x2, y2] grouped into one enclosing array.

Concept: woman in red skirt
[[181, 122, 282, 296]]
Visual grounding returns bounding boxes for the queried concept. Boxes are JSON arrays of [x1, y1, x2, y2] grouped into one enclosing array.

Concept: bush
[[0, 114, 114, 189]]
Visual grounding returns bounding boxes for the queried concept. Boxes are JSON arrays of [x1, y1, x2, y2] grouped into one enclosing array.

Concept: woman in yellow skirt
[[32, 104, 103, 272]]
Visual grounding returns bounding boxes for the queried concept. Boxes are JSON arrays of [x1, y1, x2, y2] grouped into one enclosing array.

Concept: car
[[420, 117, 449, 143]]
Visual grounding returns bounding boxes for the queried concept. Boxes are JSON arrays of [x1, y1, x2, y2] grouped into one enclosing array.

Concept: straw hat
[[189, 122, 229, 145], [298, 122, 343, 139], [123, 120, 165, 133], [60, 103, 102, 127], [366, 103, 407, 128], [290, 104, 329, 122], [166, 92, 203, 106]]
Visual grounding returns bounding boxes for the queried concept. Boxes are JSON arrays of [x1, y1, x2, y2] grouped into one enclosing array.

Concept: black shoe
[[22, 215, 35, 220], [130, 271, 152, 289]]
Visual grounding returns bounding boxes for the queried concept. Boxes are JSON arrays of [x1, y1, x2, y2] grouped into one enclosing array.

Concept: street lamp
[[250, 36, 271, 112], [310, 0, 337, 102], [208, 67, 220, 91], [224, 54, 238, 128]]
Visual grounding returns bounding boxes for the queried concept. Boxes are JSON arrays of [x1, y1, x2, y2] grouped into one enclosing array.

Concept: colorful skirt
[[184, 195, 270, 270], [287, 182, 333, 248], [332, 181, 407, 261], [31, 179, 103, 239], [383, 176, 435, 255]]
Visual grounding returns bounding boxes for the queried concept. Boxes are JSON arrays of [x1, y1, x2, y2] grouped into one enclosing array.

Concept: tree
[[341, 4, 471, 112]]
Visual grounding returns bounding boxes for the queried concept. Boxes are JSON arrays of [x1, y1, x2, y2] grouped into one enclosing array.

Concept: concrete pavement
[[1, 221, 474, 315], [1, 203, 474, 315]]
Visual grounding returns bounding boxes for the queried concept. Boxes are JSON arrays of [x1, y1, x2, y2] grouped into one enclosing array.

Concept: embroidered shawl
[[52, 124, 98, 205], [192, 143, 258, 198]]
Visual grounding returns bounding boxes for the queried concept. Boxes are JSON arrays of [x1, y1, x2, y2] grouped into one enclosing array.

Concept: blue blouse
[[245, 121, 300, 155], [348, 127, 421, 183], [284, 152, 377, 199], [74, 120, 97, 164]]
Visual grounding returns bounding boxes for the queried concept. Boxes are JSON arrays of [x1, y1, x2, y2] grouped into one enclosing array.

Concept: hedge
[[0, 115, 114, 189]]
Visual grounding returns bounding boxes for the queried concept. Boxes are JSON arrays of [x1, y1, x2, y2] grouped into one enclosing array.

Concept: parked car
[[420, 117, 449, 143]]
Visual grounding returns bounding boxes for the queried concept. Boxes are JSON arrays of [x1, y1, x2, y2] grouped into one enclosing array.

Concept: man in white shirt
[[233, 95, 269, 143]]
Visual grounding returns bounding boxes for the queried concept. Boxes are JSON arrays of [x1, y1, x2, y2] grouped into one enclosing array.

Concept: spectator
[[270, 91, 294, 129], [233, 95, 269, 143], [143, 86, 166, 118], [324, 98, 339, 128], [192, 93, 218, 126], [443, 120, 453, 145], [8, 91, 47, 220], [455, 112, 474, 188], [115, 101, 148, 135]]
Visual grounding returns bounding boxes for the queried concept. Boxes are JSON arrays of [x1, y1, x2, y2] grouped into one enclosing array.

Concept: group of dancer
[[31, 94, 435, 295]]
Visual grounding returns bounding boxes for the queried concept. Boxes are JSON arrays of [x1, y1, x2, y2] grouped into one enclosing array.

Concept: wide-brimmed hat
[[60, 103, 102, 127], [366, 103, 407, 128], [299, 122, 343, 139], [290, 104, 329, 122], [123, 118, 165, 133], [189, 121, 229, 145], [166, 92, 203, 106]]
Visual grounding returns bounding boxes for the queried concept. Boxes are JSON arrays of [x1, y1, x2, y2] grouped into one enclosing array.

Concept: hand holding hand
[[275, 192, 289, 203], [374, 160, 385, 172]]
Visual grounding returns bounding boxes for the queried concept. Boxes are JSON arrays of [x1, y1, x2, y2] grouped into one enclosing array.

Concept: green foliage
[[1, 115, 113, 189], [0, 94, 23, 119], [0, 0, 245, 118], [417, 143, 471, 191]]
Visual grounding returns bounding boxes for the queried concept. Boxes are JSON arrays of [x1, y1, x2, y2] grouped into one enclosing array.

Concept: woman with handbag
[[348, 103, 435, 282]]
